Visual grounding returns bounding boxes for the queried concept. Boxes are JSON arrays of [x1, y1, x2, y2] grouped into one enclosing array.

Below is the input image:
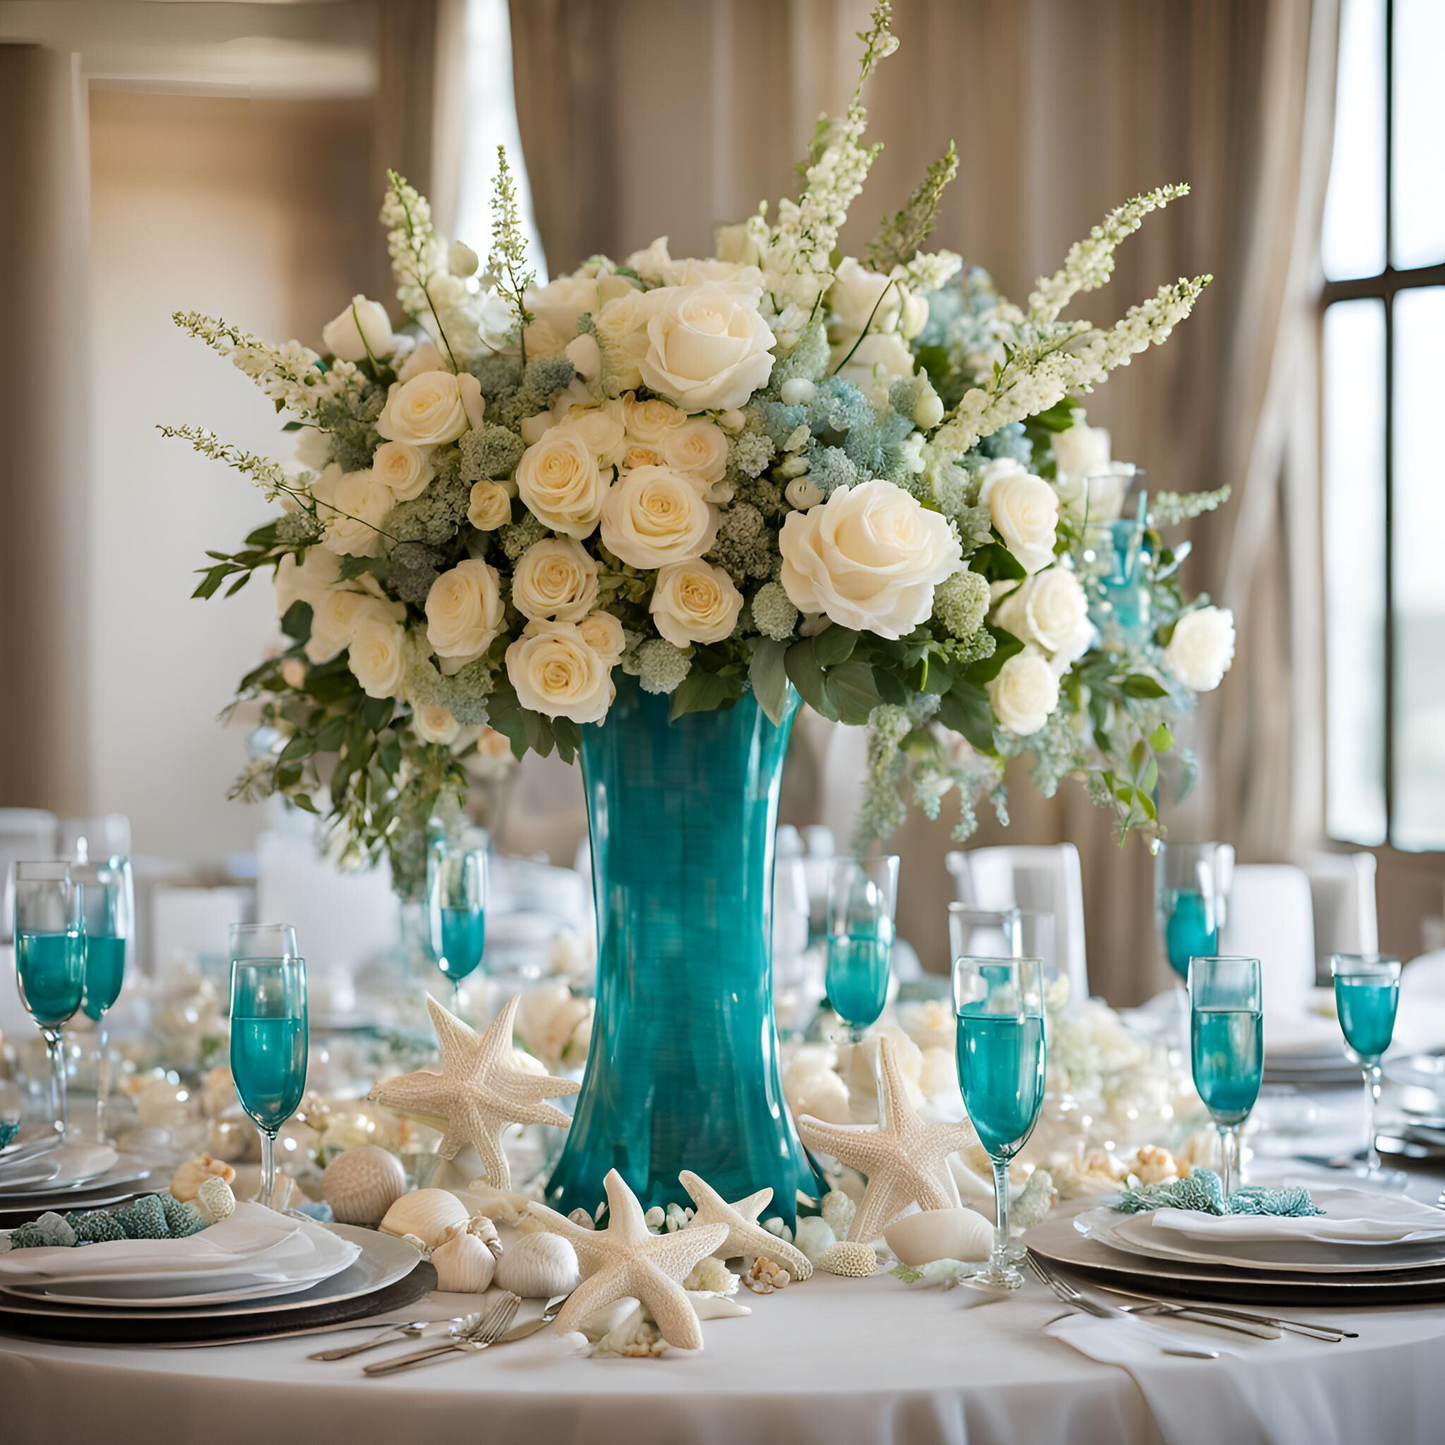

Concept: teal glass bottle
[[546, 675, 823, 1222]]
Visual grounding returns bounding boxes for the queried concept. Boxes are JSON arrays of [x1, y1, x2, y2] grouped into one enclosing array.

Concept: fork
[[363, 1293, 521, 1376], [1091, 1284, 1355, 1342], [492, 1293, 571, 1345], [308, 1314, 478, 1361]]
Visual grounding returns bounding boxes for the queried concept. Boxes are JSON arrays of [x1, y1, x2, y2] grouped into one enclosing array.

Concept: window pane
[[1323, 0, 1387, 281], [1391, 286, 1445, 850], [1393, 0, 1445, 269], [1324, 299, 1387, 844]]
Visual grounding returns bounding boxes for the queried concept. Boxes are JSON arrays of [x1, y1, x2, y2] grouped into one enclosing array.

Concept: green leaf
[[521, 707, 555, 758], [785, 642, 839, 721], [826, 659, 881, 725], [669, 667, 735, 720], [290, 792, 320, 814], [280, 600, 313, 643], [971, 541, 1027, 582], [811, 625, 859, 668], [362, 695, 395, 731], [1121, 674, 1168, 699], [936, 680, 996, 754], [223, 571, 252, 597], [965, 626, 1024, 685], [1150, 723, 1174, 752], [873, 666, 910, 707], [313, 715, 348, 753], [749, 639, 791, 726]]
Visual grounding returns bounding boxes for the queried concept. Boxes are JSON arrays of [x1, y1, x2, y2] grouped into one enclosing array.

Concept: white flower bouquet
[[168, 4, 1231, 896]]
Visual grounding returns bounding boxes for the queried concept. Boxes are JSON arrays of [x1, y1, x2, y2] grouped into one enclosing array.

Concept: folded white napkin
[[1045, 1311, 1242, 1363], [1147, 1189, 1445, 1247]]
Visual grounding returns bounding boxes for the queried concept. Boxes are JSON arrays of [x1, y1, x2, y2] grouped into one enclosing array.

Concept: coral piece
[[494, 1231, 580, 1298], [817, 1240, 878, 1278], [113, 1195, 170, 1240], [793, 1215, 838, 1264], [682, 1255, 737, 1295], [1009, 1169, 1057, 1234], [525, 1168, 729, 1351], [743, 1256, 791, 1293], [9, 1212, 78, 1249], [379, 1188, 470, 1249], [158, 1193, 209, 1238], [678, 1170, 813, 1281], [169, 1154, 237, 1203], [195, 1175, 236, 1224], [368, 993, 580, 1189], [593, 1304, 669, 1358], [797, 1038, 978, 1243], [321, 1145, 407, 1225], [820, 1190, 856, 1239], [66, 1210, 127, 1245]]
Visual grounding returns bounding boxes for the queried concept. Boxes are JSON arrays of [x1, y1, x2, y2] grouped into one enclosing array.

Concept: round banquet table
[[3, 1092, 1445, 1445]]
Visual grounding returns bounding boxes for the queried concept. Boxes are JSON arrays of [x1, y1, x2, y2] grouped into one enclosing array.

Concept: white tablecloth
[[3, 1093, 1444, 1445]]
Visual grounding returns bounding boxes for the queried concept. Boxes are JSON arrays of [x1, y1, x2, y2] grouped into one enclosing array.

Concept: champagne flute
[[946, 905, 1022, 964], [12, 862, 84, 1138], [74, 860, 131, 1142], [953, 956, 1046, 1290], [1188, 955, 1263, 1199], [427, 845, 488, 1003], [825, 856, 899, 1042], [1156, 842, 1228, 1052], [1331, 953, 1406, 1190], [230, 922, 299, 964], [229, 956, 308, 1209]]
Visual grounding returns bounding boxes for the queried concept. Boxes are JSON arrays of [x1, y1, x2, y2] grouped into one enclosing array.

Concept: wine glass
[[824, 856, 899, 1042], [427, 845, 488, 1003], [1156, 843, 1228, 979], [1331, 953, 1406, 1191], [229, 922, 299, 964], [771, 852, 813, 1040], [12, 862, 84, 1138], [953, 955, 1047, 1290], [74, 860, 131, 1142], [1188, 955, 1263, 1199], [229, 955, 308, 1210], [947, 905, 1022, 963]]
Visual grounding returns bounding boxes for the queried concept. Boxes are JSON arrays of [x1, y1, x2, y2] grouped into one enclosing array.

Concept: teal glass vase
[[545, 675, 822, 1223]]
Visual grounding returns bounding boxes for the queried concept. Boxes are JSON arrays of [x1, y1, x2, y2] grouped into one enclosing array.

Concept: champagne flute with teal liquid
[[230, 955, 308, 1210], [74, 860, 131, 1142], [953, 955, 1046, 1290], [1188, 955, 1262, 1199], [1156, 843, 1228, 1051], [428, 845, 488, 1004], [825, 856, 899, 1042], [13, 862, 84, 1138], [1331, 954, 1406, 1190]]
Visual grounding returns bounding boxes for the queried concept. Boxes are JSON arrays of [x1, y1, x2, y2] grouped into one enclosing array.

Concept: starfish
[[795, 1035, 979, 1245], [525, 1169, 729, 1351], [678, 1171, 813, 1281], [369, 992, 579, 1190]]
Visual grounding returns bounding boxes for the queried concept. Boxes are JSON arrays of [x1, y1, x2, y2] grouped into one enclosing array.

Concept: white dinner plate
[[1146, 1187, 1445, 1245], [0, 1129, 63, 1165], [0, 1143, 117, 1197], [0, 1171, 160, 1222], [0, 1156, 63, 1191]]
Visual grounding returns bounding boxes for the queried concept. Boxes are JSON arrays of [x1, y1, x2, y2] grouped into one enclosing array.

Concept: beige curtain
[[509, 0, 1339, 1000]]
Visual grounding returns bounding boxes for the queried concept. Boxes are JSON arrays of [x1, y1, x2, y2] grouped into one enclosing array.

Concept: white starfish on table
[[525, 1169, 729, 1351], [368, 992, 578, 1190], [678, 1170, 813, 1280], [796, 1035, 979, 1245]]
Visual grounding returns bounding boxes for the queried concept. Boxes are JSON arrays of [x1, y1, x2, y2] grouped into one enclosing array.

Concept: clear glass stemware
[[1188, 954, 1263, 1199], [427, 845, 488, 1004], [74, 859, 131, 1142], [1331, 952, 1406, 1190], [825, 856, 899, 1042]]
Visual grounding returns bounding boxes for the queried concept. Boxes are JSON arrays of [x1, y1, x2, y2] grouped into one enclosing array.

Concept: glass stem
[[1363, 1062, 1383, 1173], [991, 1157, 1011, 1277], [44, 1030, 68, 1138], [95, 1023, 109, 1143], [260, 1128, 277, 1209], [1217, 1123, 1233, 1200]]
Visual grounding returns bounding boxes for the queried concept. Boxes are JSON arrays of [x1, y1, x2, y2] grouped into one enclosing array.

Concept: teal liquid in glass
[[81, 935, 126, 1021], [1165, 888, 1218, 978], [437, 906, 486, 984], [826, 927, 893, 1030], [955, 1012, 1046, 1159], [15, 931, 83, 1028], [230, 1017, 308, 1133], [1191, 1007, 1263, 1125], [1334, 975, 1398, 1060]]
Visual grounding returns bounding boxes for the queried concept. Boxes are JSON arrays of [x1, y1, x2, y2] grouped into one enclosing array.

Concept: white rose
[[899, 290, 929, 340], [515, 429, 609, 539], [599, 464, 720, 568], [512, 537, 600, 622], [411, 701, 461, 745], [999, 567, 1091, 653], [565, 332, 602, 383], [638, 283, 775, 413], [778, 479, 962, 640], [830, 257, 899, 335], [377, 371, 473, 446], [294, 427, 332, 472], [505, 620, 615, 724], [280, 657, 307, 689], [559, 404, 627, 466], [396, 341, 446, 383], [714, 221, 764, 267], [319, 469, 393, 558], [661, 417, 729, 495], [425, 559, 505, 671], [659, 257, 765, 289], [347, 617, 407, 700], [372, 441, 434, 502], [649, 560, 744, 647], [522, 318, 569, 359], [321, 295, 396, 362], [979, 459, 1059, 574], [594, 290, 656, 392], [274, 547, 341, 616], [622, 393, 687, 447], [467, 480, 512, 531], [524, 272, 599, 337], [308, 590, 398, 664], [577, 610, 625, 664], [624, 236, 671, 282], [1166, 606, 1235, 691], [833, 330, 916, 403], [988, 648, 1060, 736], [1051, 422, 1112, 482]]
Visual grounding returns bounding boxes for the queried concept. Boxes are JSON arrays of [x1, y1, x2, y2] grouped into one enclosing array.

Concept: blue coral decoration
[[8, 1211, 78, 1249], [113, 1194, 171, 1239], [1113, 1168, 1323, 1218], [66, 1209, 128, 1245]]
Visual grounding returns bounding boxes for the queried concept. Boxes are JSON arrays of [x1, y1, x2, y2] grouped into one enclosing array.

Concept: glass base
[[964, 1262, 1025, 1291], [1342, 1158, 1409, 1192]]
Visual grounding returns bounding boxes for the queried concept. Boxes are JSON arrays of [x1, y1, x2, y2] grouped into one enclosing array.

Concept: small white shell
[[322, 1146, 407, 1226], [379, 1187, 470, 1249], [883, 1207, 993, 1267], [493, 1231, 580, 1298], [793, 1215, 837, 1263], [689, 1294, 751, 1320], [195, 1175, 236, 1224], [820, 1190, 856, 1239], [817, 1241, 877, 1278], [431, 1231, 497, 1293]]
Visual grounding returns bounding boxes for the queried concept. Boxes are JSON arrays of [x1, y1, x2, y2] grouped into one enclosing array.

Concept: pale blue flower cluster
[[403, 638, 495, 726], [751, 581, 799, 641], [635, 638, 692, 695]]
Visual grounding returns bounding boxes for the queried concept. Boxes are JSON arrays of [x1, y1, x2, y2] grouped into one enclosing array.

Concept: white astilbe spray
[[156, 425, 299, 504], [1028, 183, 1191, 324], [897, 250, 964, 296], [382, 171, 449, 338], [1074, 275, 1212, 377]]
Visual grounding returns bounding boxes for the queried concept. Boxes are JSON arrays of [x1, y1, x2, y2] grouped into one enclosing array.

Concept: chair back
[[1218, 863, 1316, 1021]]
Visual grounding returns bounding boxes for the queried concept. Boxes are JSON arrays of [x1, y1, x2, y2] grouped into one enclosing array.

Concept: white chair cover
[[1303, 851, 1380, 982], [1218, 863, 1316, 1022]]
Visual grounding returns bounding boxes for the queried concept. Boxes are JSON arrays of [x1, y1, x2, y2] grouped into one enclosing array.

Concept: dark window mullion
[[1383, 0, 1396, 843]]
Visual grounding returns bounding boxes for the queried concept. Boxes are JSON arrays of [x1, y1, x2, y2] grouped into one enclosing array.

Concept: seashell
[[883, 1207, 993, 1267], [206, 1117, 251, 1163], [743, 1256, 790, 1293], [820, 1189, 856, 1239], [200, 1066, 235, 1119], [195, 1175, 236, 1224], [379, 1188, 469, 1249], [137, 1077, 195, 1131], [682, 1256, 736, 1294], [785, 1069, 851, 1126], [441, 1212, 503, 1258], [689, 1294, 751, 1320], [322, 1146, 407, 1226], [567, 1207, 595, 1229], [493, 1231, 580, 1298], [817, 1241, 878, 1278], [793, 1215, 837, 1264], [431, 1230, 497, 1293], [169, 1154, 237, 1203]]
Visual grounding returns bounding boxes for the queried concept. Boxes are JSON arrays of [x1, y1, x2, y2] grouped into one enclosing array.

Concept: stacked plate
[[1025, 1188, 1445, 1306], [0, 1135, 161, 1224]]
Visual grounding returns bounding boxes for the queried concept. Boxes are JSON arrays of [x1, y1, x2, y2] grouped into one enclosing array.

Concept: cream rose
[[321, 295, 396, 362], [396, 341, 445, 383], [594, 291, 656, 392], [524, 272, 599, 337], [319, 468, 392, 558], [988, 649, 1060, 736], [637, 283, 775, 413], [505, 620, 615, 724], [411, 702, 461, 746], [649, 560, 744, 647], [308, 590, 397, 664], [274, 547, 342, 617], [467, 480, 512, 531], [623, 393, 687, 446], [714, 221, 764, 267], [377, 371, 474, 446], [1052, 422, 1112, 483], [425, 559, 504, 671], [625, 237, 671, 282], [996, 567, 1091, 654], [577, 610, 625, 664], [830, 257, 900, 336], [372, 441, 434, 502], [599, 464, 719, 568], [347, 617, 407, 700], [515, 429, 609, 539], [560, 404, 627, 466], [834, 331, 917, 403], [659, 257, 765, 289], [778, 479, 962, 640], [661, 417, 729, 494], [978, 459, 1059, 574], [1165, 606, 1235, 691], [512, 538, 600, 622]]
